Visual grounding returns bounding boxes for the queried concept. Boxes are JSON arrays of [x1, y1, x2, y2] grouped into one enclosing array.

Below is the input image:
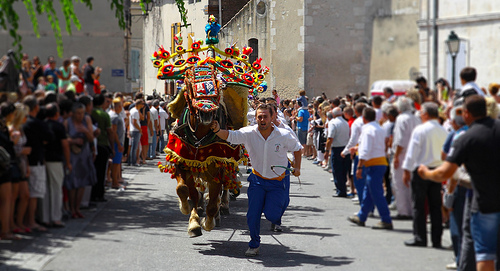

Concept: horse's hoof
[[201, 217, 214, 231], [220, 206, 230, 216], [179, 199, 190, 215], [188, 226, 202, 237]]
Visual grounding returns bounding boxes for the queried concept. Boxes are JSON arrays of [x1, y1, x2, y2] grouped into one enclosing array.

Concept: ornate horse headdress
[[150, 22, 270, 98], [184, 64, 220, 114]]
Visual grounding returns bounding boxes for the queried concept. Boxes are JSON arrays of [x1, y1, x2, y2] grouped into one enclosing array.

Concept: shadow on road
[[195, 240, 354, 268]]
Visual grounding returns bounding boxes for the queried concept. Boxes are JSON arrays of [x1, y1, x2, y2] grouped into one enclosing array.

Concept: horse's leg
[[175, 172, 190, 215], [201, 182, 222, 231], [220, 188, 230, 215], [176, 171, 202, 237], [186, 175, 202, 237]]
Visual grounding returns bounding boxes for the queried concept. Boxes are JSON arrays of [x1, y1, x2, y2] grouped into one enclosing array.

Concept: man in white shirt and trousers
[[210, 103, 302, 257], [402, 102, 447, 248], [347, 107, 393, 229], [391, 97, 420, 219]]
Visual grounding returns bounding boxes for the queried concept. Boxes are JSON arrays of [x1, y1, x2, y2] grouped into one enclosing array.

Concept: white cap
[[70, 75, 81, 83]]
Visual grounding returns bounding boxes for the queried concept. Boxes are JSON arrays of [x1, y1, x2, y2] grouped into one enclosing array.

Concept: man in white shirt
[[158, 101, 169, 152], [402, 102, 447, 248], [372, 96, 384, 122], [325, 107, 350, 197], [128, 99, 143, 166], [348, 107, 393, 230], [391, 97, 421, 219], [210, 104, 302, 257], [341, 103, 367, 200]]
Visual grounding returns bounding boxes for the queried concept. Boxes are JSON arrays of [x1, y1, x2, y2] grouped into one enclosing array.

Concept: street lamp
[[446, 31, 460, 91]]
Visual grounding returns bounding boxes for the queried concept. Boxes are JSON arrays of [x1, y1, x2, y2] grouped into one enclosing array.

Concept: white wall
[[419, 0, 500, 89]]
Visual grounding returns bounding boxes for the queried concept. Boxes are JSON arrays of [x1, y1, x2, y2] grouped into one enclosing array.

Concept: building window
[[256, 1, 266, 15], [248, 38, 258, 64], [188, 0, 194, 4], [131, 49, 140, 81]]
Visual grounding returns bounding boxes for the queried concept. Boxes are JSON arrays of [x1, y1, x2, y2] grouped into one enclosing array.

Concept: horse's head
[[185, 64, 221, 126]]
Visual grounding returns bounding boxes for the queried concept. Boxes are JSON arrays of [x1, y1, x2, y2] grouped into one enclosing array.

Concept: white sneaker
[[245, 247, 260, 257], [351, 196, 359, 202], [446, 262, 457, 270], [274, 224, 283, 232]]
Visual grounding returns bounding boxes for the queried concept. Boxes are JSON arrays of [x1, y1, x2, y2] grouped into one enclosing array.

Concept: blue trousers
[[247, 172, 289, 248], [450, 186, 467, 265], [331, 147, 351, 196], [128, 131, 141, 165], [148, 130, 157, 158], [352, 155, 366, 200], [357, 165, 392, 223]]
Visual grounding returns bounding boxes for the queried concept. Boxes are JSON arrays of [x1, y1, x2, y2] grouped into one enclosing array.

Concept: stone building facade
[[369, 0, 420, 85], [0, 1, 143, 93], [418, 0, 500, 90], [142, 0, 250, 95]]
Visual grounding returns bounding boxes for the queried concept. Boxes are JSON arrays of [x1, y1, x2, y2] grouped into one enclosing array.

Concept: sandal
[[76, 211, 85, 218], [12, 228, 24, 234]]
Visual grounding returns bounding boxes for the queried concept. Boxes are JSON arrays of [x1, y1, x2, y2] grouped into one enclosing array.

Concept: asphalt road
[[1, 155, 453, 271]]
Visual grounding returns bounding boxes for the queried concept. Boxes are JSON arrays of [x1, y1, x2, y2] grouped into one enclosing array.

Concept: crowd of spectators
[[2, 55, 500, 270], [0, 54, 171, 242], [259, 66, 500, 271]]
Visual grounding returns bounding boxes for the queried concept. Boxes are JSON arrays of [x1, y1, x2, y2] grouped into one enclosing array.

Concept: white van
[[370, 80, 415, 97]]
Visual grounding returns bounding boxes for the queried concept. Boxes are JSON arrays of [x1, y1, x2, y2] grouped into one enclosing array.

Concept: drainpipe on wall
[[219, 0, 222, 25], [432, 0, 438, 84]]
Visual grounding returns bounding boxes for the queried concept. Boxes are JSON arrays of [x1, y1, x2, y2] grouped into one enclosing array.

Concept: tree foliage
[[0, 0, 164, 59]]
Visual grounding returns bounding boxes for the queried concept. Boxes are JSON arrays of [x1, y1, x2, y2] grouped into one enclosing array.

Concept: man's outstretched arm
[[417, 161, 459, 183], [210, 120, 229, 140]]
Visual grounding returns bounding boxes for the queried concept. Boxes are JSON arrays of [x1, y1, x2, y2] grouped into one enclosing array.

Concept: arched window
[[248, 38, 258, 64]]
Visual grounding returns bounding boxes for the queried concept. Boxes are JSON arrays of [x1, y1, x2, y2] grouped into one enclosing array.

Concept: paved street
[[1, 155, 453, 271]]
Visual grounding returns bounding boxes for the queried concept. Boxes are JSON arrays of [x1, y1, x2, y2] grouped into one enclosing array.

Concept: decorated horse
[[153, 16, 270, 237]]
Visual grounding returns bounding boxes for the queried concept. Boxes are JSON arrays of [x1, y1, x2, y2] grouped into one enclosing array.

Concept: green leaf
[[0, 0, 189, 60]]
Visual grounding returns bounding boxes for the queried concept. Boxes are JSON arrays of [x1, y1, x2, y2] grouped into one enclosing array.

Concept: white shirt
[[327, 116, 350, 147], [375, 108, 383, 122], [460, 81, 485, 97], [159, 107, 169, 131], [402, 119, 448, 171], [341, 117, 364, 156], [150, 107, 159, 131], [358, 121, 387, 161], [120, 110, 127, 133], [392, 111, 421, 153], [129, 107, 140, 132], [276, 120, 299, 142], [227, 125, 302, 179]]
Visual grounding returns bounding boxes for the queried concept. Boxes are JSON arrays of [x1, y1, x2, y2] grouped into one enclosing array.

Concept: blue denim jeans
[[357, 165, 391, 224], [352, 155, 366, 201], [246, 173, 288, 248], [471, 210, 500, 262], [159, 130, 165, 153], [148, 130, 157, 158], [128, 130, 141, 165]]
